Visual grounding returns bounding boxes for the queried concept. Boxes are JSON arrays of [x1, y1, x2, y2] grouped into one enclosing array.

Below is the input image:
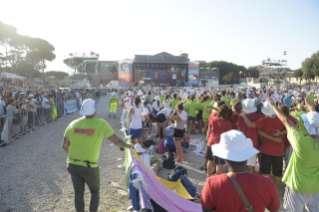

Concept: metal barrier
[[0, 96, 102, 146]]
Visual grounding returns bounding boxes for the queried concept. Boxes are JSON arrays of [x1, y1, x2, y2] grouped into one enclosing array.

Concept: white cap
[[80, 99, 97, 116], [155, 96, 160, 101], [29, 94, 34, 97], [137, 90, 143, 96], [300, 112, 319, 135], [134, 143, 145, 153], [112, 92, 116, 96], [212, 130, 259, 162], [242, 99, 257, 114], [261, 102, 275, 116]]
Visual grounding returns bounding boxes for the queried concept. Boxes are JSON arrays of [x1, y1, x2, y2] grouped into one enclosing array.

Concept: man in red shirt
[[201, 130, 280, 212], [239, 102, 286, 189]]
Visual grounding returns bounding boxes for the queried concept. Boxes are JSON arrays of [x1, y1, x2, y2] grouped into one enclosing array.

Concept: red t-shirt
[[207, 117, 231, 147], [231, 112, 240, 129], [284, 116, 296, 148], [208, 112, 217, 123], [237, 113, 264, 149], [200, 173, 280, 212], [255, 116, 285, 156]]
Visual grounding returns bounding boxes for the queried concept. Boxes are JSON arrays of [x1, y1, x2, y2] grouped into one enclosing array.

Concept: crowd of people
[[0, 76, 103, 145], [116, 84, 319, 212]]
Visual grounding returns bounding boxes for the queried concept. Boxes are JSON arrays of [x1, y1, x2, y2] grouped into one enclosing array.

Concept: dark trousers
[[67, 164, 100, 212]]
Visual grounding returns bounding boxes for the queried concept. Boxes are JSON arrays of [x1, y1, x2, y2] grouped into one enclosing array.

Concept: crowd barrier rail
[[0, 95, 99, 146]]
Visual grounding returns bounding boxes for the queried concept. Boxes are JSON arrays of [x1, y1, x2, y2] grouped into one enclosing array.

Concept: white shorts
[[284, 186, 319, 212], [247, 154, 257, 167]]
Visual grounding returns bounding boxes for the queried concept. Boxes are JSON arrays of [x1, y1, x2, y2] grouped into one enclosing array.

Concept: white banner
[[64, 99, 77, 114]]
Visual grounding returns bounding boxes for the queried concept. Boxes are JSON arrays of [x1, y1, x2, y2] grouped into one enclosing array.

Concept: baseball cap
[[80, 99, 98, 116]]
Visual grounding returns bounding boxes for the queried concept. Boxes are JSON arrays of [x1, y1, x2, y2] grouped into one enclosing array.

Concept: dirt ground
[[0, 95, 305, 212]]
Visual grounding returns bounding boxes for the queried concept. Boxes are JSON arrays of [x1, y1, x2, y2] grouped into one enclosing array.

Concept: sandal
[[174, 159, 182, 163]]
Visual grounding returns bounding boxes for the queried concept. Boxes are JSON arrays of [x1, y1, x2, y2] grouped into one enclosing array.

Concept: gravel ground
[[0, 94, 305, 212]]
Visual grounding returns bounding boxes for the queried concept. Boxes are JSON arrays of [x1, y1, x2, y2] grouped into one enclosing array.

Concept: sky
[[1, 0, 319, 74]]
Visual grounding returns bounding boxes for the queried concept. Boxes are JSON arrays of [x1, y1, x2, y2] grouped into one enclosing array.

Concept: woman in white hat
[[109, 92, 118, 118]]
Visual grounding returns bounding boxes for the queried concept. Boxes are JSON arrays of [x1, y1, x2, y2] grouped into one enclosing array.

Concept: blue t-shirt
[[283, 97, 292, 107], [254, 97, 260, 105]]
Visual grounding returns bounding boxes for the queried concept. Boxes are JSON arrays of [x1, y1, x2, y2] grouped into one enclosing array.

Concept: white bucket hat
[[112, 92, 116, 96], [80, 99, 97, 116], [300, 112, 319, 136], [155, 96, 160, 101], [242, 99, 257, 114], [261, 102, 275, 116], [212, 130, 259, 162]]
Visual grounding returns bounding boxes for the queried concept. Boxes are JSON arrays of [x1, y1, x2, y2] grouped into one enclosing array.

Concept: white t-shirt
[[261, 93, 267, 102], [163, 99, 170, 108], [174, 110, 188, 129], [42, 97, 50, 109], [152, 101, 161, 112], [157, 108, 173, 119], [0, 100, 6, 115]]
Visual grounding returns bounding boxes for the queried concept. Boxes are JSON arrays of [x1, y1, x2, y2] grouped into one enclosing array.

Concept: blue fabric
[[130, 128, 143, 139], [284, 97, 292, 107], [129, 173, 140, 211], [164, 126, 187, 150], [254, 97, 260, 105]]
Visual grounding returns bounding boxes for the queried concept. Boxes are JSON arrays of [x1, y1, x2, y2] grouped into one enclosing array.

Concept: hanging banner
[[185, 62, 199, 86], [64, 99, 77, 114], [118, 60, 134, 87]]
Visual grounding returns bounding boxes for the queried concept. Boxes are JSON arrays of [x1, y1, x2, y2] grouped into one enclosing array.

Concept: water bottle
[[148, 145, 155, 155]]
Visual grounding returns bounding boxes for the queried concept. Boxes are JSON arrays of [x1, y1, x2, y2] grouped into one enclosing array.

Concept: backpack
[[180, 175, 196, 197], [143, 140, 155, 148], [162, 152, 175, 169], [168, 166, 187, 182], [157, 140, 167, 154]]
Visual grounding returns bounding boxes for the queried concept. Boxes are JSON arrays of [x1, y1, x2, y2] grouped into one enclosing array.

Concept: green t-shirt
[[230, 98, 236, 107], [64, 117, 115, 168], [170, 99, 180, 110], [160, 96, 165, 104], [291, 111, 308, 135], [201, 101, 211, 119], [110, 96, 118, 104], [208, 101, 216, 113], [283, 127, 319, 193], [307, 94, 317, 103], [184, 101, 197, 118], [220, 96, 230, 105]]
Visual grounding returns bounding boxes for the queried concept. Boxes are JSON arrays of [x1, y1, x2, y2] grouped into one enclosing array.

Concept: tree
[[222, 72, 238, 84], [206, 61, 246, 84], [45, 71, 69, 80], [63, 57, 85, 76], [246, 66, 260, 79], [301, 50, 319, 84], [294, 68, 303, 84], [106, 62, 118, 73]]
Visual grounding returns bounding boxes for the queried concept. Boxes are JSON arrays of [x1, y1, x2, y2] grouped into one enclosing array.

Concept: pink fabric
[[158, 140, 167, 154], [132, 158, 202, 212]]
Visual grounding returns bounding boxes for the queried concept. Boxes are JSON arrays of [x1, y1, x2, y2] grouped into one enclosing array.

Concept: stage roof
[[134, 55, 189, 64]]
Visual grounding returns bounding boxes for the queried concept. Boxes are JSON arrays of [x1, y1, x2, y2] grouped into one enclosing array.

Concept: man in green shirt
[[220, 90, 230, 106], [267, 97, 319, 212], [62, 99, 132, 212], [229, 92, 236, 107], [307, 90, 317, 103]]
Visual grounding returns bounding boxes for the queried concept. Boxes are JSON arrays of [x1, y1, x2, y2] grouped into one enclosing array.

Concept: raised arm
[[267, 98, 294, 130], [107, 133, 133, 149]]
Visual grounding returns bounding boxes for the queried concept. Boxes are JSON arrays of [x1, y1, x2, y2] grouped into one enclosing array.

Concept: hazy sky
[[1, 0, 318, 74]]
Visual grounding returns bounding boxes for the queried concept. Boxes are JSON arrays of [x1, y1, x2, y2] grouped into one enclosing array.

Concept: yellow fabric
[[133, 149, 194, 200]]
